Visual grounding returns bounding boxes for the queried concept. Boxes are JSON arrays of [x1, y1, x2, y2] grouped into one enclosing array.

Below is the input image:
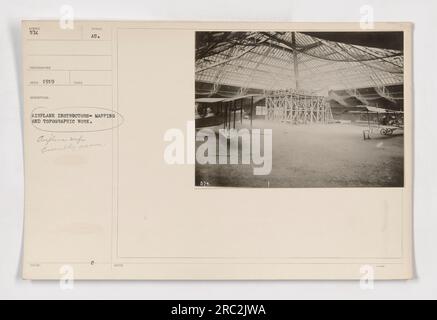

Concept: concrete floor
[[195, 119, 404, 188]]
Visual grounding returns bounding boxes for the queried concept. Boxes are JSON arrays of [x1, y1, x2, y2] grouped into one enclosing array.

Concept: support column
[[240, 99, 243, 124], [233, 100, 236, 129], [292, 32, 300, 91], [223, 102, 226, 129], [250, 96, 254, 129]]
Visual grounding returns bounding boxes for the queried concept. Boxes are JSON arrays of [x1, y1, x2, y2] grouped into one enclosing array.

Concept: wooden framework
[[266, 90, 333, 124]]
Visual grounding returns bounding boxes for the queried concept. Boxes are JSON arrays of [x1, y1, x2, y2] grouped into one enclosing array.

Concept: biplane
[[195, 94, 263, 130], [358, 106, 404, 140]]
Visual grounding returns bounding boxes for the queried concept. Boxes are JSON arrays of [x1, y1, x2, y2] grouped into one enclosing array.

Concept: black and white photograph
[[195, 31, 404, 188]]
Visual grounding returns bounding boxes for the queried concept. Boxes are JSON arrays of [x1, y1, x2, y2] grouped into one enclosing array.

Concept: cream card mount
[[22, 21, 413, 280]]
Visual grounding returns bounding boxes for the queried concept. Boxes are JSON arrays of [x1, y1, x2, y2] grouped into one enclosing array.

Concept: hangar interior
[[195, 31, 404, 188]]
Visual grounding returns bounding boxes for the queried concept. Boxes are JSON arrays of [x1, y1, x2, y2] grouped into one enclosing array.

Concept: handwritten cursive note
[[37, 134, 104, 154]]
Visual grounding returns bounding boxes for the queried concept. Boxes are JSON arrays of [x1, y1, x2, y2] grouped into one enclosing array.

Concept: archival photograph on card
[[194, 31, 405, 188]]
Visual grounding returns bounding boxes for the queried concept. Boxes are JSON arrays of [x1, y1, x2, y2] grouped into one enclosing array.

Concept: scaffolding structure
[[266, 90, 333, 124]]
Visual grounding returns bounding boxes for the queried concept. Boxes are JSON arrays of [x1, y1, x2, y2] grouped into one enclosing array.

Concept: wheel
[[197, 105, 208, 118], [213, 106, 221, 116]]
